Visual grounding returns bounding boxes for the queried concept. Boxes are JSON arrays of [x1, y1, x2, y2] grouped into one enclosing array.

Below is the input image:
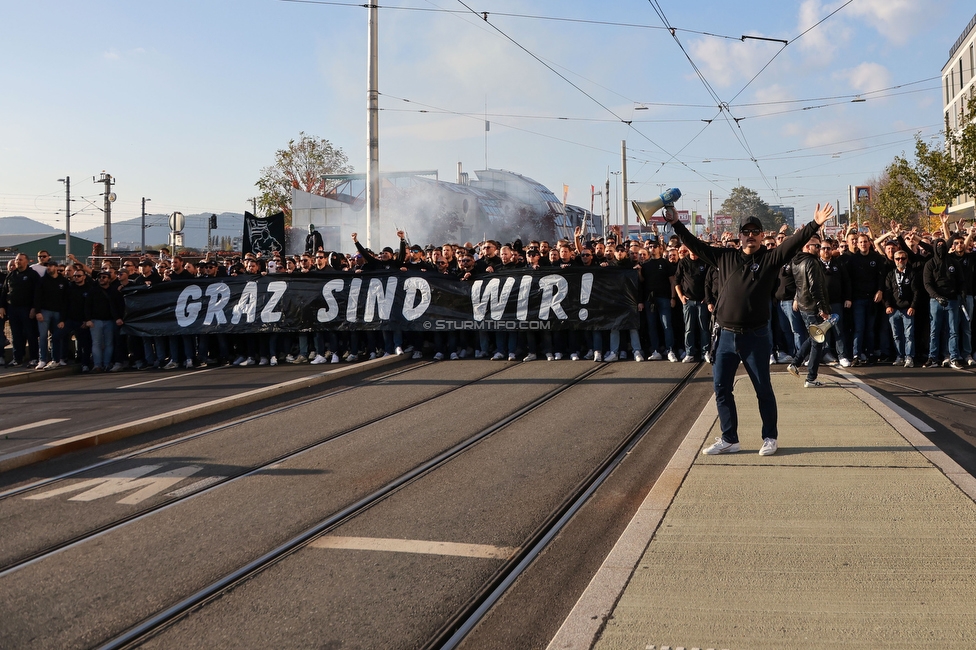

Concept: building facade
[[943, 13, 976, 221]]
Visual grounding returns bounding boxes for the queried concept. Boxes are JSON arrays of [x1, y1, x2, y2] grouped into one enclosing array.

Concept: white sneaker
[[633, 351, 645, 362], [759, 438, 778, 456], [649, 351, 663, 361], [570, 352, 579, 361], [434, 352, 444, 361], [294, 354, 308, 364], [968, 356, 976, 368], [681, 354, 695, 363], [285, 354, 297, 363], [787, 363, 800, 378], [546, 353, 554, 361], [310, 354, 327, 365], [702, 437, 741, 455], [331, 353, 340, 364], [258, 357, 269, 366], [232, 356, 246, 366], [474, 350, 485, 359], [368, 352, 377, 360], [584, 350, 594, 360], [35, 361, 47, 370], [604, 351, 617, 362], [491, 352, 505, 361], [523, 353, 537, 362], [777, 352, 794, 364], [163, 361, 179, 370], [769, 354, 777, 365], [804, 379, 824, 388], [554, 352, 563, 360], [395, 346, 404, 356], [839, 357, 852, 368], [185, 359, 194, 369], [58, 360, 68, 367], [667, 351, 678, 362], [412, 351, 423, 359], [45, 360, 59, 370], [270, 356, 278, 366], [241, 357, 256, 366], [458, 349, 468, 359], [403, 345, 415, 353], [594, 351, 603, 362], [507, 353, 517, 361], [345, 353, 357, 362]]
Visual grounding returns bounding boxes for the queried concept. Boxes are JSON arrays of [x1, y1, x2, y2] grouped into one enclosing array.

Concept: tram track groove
[[94, 363, 612, 650]]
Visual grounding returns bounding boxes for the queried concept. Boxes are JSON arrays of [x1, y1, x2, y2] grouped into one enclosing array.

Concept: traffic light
[[209, 214, 217, 229]]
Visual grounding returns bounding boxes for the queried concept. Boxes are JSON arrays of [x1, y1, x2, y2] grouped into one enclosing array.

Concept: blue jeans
[[851, 298, 877, 358], [960, 295, 973, 358], [38, 309, 63, 363], [682, 300, 710, 360], [646, 297, 674, 354], [713, 325, 777, 444], [794, 311, 823, 381], [928, 299, 960, 361], [827, 302, 847, 359], [888, 309, 915, 360], [776, 300, 804, 357], [90, 319, 116, 369]]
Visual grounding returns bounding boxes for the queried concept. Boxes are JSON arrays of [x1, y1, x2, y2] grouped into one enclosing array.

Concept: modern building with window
[[943, 12, 976, 222]]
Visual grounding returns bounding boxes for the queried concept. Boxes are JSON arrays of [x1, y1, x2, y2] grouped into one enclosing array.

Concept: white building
[[943, 13, 976, 222]]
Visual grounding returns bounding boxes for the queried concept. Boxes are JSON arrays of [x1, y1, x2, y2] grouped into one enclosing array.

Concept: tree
[[873, 156, 924, 229], [719, 186, 780, 231], [255, 132, 354, 225]]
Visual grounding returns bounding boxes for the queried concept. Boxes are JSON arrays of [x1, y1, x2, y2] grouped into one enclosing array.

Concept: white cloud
[[846, 0, 924, 45], [687, 36, 783, 89], [835, 62, 892, 94], [103, 49, 121, 61]]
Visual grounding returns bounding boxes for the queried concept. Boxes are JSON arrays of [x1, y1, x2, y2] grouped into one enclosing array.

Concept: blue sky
[[1, 0, 971, 236]]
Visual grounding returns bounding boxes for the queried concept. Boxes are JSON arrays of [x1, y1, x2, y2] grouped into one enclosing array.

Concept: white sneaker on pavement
[[331, 353, 340, 364], [570, 352, 579, 361], [604, 351, 617, 362], [450, 352, 459, 360], [633, 351, 645, 362], [839, 357, 851, 367], [270, 356, 278, 366], [546, 353, 554, 361], [434, 352, 444, 361], [523, 353, 537, 361], [310, 354, 327, 365], [507, 353, 517, 361], [649, 351, 663, 361], [35, 361, 47, 370], [412, 351, 423, 360], [594, 351, 603, 362], [258, 357, 269, 366], [667, 350, 678, 362], [702, 437, 741, 455], [759, 438, 778, 456]]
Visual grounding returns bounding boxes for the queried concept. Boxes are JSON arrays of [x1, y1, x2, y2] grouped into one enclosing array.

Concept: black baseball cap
[[739, 216, 763, 232]]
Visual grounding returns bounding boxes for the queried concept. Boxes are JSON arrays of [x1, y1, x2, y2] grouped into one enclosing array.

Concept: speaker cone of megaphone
[[808, 314, 840, 344], [631, 188, 681, 227]]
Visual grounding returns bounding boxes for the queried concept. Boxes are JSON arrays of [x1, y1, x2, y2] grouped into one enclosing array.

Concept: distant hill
[[74, 212, 246, 250], [0, 216, 59, 236]]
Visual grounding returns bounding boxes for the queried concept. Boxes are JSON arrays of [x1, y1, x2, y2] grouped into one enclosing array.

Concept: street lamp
[[57, 177, 70, 259]]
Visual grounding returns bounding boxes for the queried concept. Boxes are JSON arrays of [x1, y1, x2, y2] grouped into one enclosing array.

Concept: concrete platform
[[550, 372, 976, 650]]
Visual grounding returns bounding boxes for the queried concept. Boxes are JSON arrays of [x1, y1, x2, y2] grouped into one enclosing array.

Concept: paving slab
[[552, 373, 976, 650]]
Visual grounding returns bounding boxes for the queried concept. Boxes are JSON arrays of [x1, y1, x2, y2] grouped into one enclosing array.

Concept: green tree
[[255, 132, 354, 225], [873, 157, 924, 229], [719, 186, 780, 231]]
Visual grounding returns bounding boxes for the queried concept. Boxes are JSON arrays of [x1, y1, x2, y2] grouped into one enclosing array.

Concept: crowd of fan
[[2, 216, 975, 374]]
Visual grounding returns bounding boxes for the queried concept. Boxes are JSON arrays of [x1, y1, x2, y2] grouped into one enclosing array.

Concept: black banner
[[121, 268, 639, 336], [243, 211, 286, 256]]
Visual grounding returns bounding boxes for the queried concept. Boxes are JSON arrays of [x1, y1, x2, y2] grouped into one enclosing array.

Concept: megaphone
[[631, 188, 681, 227], [808, 314, 840, 344]]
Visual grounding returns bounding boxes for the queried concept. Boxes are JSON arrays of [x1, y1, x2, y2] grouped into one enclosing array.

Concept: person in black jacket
[[674, 248, 710, 363], [0, 253, 40, 367], [787, 236, 831, 386], [85, 271, 125, 372], [845, 233, 885, 364], [819, 239, 852, 367], [884, 249, 921, 367], [33, 262, 68, 369], [923, 237, 965, 368], [664, 202, 834, 457], [63, 268, 93, 370]]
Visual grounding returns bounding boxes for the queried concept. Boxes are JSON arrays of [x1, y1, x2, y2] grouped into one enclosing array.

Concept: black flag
[[243, 211, 285, 256]]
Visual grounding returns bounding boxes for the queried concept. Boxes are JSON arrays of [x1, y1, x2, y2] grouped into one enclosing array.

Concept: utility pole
[[95, 172, 115, 253], [366, 2, 380, 248], [251, 197, 257, 215], [621, 140, 629, 240], [141, 197, 151, 254], [58, 177, 71, 259]]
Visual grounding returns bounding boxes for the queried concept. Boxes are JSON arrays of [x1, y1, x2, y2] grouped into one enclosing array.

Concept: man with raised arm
[[662, 202, 834, 456]]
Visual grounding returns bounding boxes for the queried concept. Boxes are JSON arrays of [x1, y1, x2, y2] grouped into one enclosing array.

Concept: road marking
[[0, 419, 70, 436], [118, 366, 221, 389], [24, 464, 204, 505], [311, 536, 518, 559]]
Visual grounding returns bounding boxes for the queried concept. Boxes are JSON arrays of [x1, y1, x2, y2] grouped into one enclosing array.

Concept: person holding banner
[[663, 202, 834, 456]]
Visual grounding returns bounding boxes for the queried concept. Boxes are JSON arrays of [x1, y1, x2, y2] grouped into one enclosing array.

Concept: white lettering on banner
[[516, 275, 533, 321], [401, 277, 431, 321], [259, 281, 287, 323], [231, 281, 258, 324], [203, 283, 231, 325], [24, 464, 204, 505], [538, 275, 570, 320], [346, 277, 362, 322], [471, 277, 517, 321], [175, 285, 203, 327], [318, 279, 345, 322], [364, 277, 397, 322]]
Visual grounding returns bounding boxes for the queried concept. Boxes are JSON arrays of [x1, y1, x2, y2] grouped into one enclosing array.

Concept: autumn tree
[[719, 186, 781, 231], [255, 132, 354, 225], [873, 156, 925, 229]]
